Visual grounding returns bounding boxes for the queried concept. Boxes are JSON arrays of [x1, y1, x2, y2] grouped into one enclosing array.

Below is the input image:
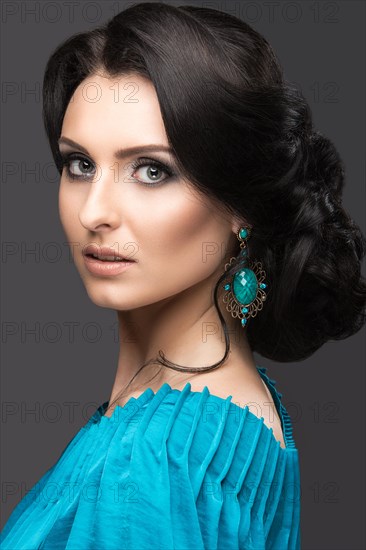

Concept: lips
[[83, 244, 136, 262]]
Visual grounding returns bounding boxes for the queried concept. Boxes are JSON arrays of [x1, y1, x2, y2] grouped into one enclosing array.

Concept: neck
[[107, 267, 255, 407]]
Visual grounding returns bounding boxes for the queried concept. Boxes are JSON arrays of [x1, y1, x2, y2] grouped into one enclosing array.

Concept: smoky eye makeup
[[59, 152, 95, 179], [58, 150, 178, 187]]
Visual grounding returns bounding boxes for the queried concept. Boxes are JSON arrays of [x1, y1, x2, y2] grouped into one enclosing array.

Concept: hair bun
[[283, 83, 313, 136], [305, 130, 345, 203]]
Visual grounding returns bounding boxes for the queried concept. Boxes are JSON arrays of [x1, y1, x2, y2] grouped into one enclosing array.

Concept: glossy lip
[[83, 244, 137, 262], [83, 254, 136, 276]]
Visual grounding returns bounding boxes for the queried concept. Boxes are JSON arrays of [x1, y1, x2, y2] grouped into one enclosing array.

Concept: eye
[[60, 153, 96, 180], [59, 152, 176, 187], [129, 157, 175, 187]]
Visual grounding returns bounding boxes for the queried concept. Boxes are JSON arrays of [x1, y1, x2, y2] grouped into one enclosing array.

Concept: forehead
[[61, 72, 168, 144]]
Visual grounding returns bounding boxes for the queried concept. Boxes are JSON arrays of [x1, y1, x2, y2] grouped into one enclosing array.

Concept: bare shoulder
[[187, 372, 286, 449]]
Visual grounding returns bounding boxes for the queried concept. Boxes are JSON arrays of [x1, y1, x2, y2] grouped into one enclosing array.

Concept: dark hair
[[42, 2, 366, 404]]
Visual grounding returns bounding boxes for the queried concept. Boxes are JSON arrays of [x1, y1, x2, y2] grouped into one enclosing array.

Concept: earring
[[222, 227, 268, 327]]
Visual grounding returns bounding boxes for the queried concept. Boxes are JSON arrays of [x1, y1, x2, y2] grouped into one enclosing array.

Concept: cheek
[[58, 181, 69, 233], [139, 193, 229, 286], [58, 180, 80, 242]]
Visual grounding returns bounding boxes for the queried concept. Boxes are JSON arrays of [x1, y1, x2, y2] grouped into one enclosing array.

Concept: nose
[[78, 167, 121, 232]]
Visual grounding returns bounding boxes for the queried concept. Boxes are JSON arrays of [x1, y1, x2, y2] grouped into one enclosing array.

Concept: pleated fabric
[[1, 366, 301, 549]]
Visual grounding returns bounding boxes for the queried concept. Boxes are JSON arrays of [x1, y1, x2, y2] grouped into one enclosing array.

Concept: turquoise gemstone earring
[[222, 227, 268, 327]]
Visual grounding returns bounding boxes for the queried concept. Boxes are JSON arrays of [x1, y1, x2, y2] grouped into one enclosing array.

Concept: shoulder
[[186, 371, 286, 449]]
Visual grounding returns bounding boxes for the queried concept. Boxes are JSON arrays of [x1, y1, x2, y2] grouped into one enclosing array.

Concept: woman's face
[[58, 72, 237, 310]]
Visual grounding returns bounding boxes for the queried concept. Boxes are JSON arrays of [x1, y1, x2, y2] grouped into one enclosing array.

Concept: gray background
[[1, 1, 365, 548]]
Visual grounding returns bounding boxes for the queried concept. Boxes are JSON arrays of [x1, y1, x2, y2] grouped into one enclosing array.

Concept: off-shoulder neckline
[[92, 366, 297, 451]]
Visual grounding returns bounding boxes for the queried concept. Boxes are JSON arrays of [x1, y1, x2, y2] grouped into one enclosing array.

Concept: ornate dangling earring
[[222, 227, 268, 327]]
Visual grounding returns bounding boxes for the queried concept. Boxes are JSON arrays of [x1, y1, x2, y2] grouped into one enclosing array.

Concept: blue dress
[[1, 366, 301, 549]]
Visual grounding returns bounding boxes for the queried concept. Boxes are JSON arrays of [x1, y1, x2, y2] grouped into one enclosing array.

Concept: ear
[[230, 214, 252, 235], [230, 214, 241, 235]]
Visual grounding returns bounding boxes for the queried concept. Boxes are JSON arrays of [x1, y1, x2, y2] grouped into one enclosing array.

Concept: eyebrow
[[58, 137, 173, 159]]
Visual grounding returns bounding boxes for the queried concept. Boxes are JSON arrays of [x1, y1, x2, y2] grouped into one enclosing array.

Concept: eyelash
[[130, 157, 175, 186], [59, 153, 175, 187]]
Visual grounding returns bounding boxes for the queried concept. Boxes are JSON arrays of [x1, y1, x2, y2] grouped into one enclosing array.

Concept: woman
[[1, 2, 365, 549]]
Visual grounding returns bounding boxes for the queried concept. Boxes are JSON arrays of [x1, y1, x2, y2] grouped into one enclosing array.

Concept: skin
[[58, 72, 285, 448]]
